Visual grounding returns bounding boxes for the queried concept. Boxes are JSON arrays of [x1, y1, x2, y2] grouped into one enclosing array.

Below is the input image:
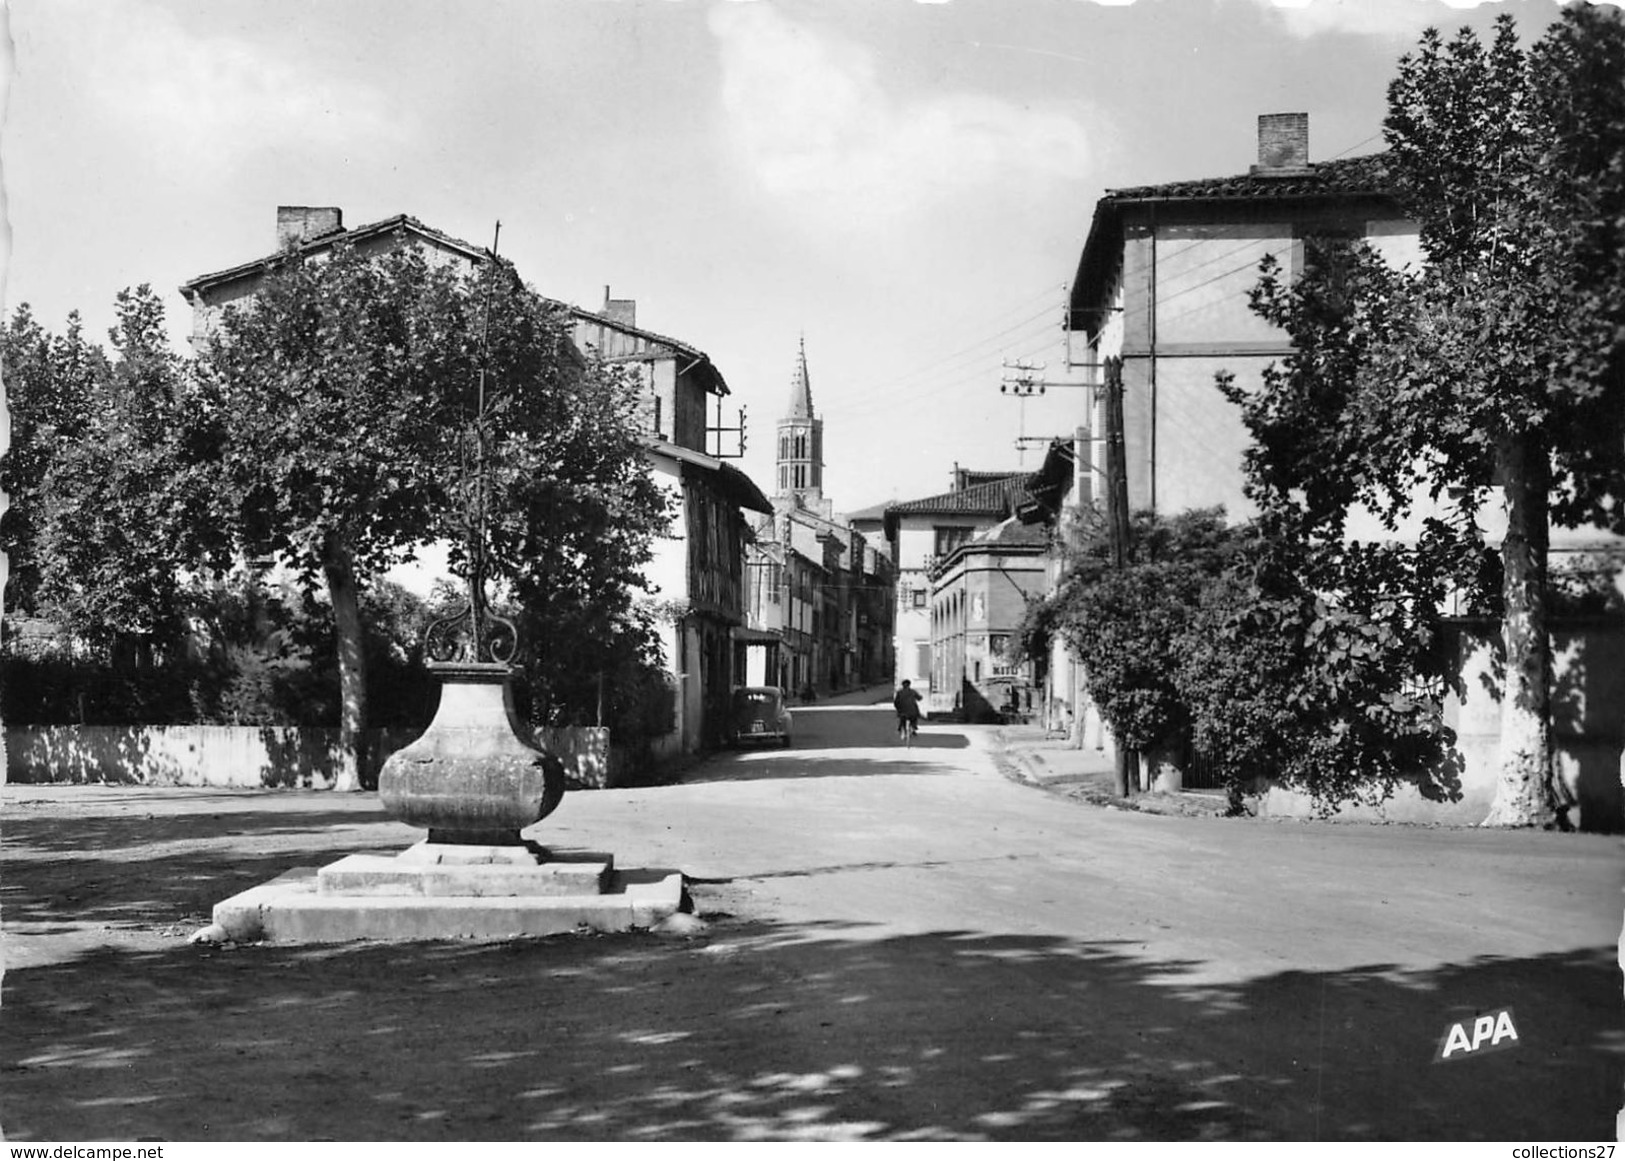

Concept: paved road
[[551, 706, 1625, 1136], [2, 706, 1620, 1141], [563, 707, 1619, 975]]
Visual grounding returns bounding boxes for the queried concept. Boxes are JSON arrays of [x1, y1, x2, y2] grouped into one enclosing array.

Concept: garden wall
[[1254, 622, 1624, 831], [4, 724, 649, 791]]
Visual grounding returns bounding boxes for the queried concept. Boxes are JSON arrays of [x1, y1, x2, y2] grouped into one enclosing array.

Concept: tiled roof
[[1070, 151, 1401, 331], [569, 306, 730, 396], [180, 214, 490, 296], [886, 473, 1033, 518], [883, 474, 1035, 540], [182, 211, 732, 398], [1104, 152, 1393, 203]]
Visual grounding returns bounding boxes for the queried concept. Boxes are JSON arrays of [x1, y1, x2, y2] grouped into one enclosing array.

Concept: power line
[[829, 315, 1066, 425], [851, 302, 1063, 396]]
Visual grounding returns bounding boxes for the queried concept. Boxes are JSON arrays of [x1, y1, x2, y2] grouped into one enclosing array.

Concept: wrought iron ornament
[[421, 219, 520, 670], [423, 602, 519, 666]]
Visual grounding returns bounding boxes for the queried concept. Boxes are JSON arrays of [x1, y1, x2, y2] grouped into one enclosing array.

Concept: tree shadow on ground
[[0, 920, 1615, 1142], [1, 803, 416, 935], [2, 791, 1619, 1141], [2, 803, 408, 858]]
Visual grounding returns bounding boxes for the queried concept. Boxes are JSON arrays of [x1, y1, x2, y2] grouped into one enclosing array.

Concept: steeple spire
[[787, 333, 814, 420], [775, 335, 824, 503]]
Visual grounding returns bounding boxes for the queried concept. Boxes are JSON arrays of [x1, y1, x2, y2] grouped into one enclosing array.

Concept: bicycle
[[897, 716, 918, 747]]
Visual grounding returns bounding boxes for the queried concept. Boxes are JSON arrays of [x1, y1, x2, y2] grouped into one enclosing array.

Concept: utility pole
[[999, 361, 1107, 757], [998, 359, 1096, 398], [1103, 356, 1129, 570], [1102, 355, 1138, 795], [999, 359, 1096, 466]]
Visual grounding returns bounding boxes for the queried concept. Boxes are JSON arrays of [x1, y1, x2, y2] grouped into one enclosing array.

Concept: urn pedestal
[[203, 660, 684, 944], [378, 661, 565, 846]]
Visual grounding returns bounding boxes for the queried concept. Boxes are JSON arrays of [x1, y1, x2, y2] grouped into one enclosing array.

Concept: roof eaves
[[569, 307, 730, 397], [881, 475, 1034, 540], [649, 439, 771, 515], [1069, 152, 1397, 331], [886, 475, 1032, 515]]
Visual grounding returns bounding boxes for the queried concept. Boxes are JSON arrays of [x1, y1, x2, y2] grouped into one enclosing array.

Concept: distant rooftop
[[180, 212, 489, 298], [882, 472, 1033, 540]]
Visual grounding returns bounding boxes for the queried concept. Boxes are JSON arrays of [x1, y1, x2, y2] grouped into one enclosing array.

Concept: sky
[[0, 0, 1568, 515]]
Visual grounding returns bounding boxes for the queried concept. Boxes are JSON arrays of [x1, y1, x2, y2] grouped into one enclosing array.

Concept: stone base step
[[213, 865, 684, 944], [318, 853, 611, 898]]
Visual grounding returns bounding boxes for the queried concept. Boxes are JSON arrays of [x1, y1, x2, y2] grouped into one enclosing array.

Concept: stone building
[[1065, 115, 1624, 827], [181, 206, 771, 764], [929, 516, 1050, 722], [882, 469, 1033, 711]]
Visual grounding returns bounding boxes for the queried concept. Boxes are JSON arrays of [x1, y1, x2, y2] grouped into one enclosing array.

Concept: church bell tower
[[775, 337, 824, 507]]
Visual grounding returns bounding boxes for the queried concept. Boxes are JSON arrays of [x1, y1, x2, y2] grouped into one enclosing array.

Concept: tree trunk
[[324, 541, 369, 793], [1069, 667, 1087, 750], [1482, 433, 1557, 827]]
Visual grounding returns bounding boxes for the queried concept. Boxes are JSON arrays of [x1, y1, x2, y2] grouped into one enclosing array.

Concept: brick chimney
[[602, 286, 636, 328], [276, 206, 344, 250], [1252, 113, 1310, 174]]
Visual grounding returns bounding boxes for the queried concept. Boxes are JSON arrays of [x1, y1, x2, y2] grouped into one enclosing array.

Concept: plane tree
[[1229, 9, 1625, 826], [197, 244, 666, 789], [26, 288, 230, 657], [0, 305, 106, 620]]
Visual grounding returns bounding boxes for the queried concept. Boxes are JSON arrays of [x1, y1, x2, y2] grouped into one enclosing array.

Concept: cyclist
[[893, 679, 923, 744]]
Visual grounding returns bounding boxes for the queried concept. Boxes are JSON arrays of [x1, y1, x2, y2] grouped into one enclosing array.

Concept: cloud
[[72, 0, 403, 168], [707, 2, 1092, 230], [1257, 0, 1551, 42]]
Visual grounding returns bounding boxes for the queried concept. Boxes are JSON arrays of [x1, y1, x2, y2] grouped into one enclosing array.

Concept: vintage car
[[728, 685, 793, 748]]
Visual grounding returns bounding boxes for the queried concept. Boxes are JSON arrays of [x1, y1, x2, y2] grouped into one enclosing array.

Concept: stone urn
[[378, 660, 565, 847]]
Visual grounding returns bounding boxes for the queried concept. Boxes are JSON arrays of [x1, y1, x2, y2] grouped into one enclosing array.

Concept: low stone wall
[[2, 725, 410, 789], [1254, 624, 1625, 832], [1252, 735, 1619, 828], [4, 724, 641, 791]]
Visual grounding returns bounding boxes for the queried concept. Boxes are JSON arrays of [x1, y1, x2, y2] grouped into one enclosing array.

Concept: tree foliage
[[2, 572, 440, 730], [196, 241, 671, 784], [1049, 508, 1240, 753], [21, 289, 229, 655], [1175, 538, 1460, 815], [1041, 503, 1459, 815], [3, 244, 672, 774], [1225, 9, 1625, 826], [0, 306, 104, 616]]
